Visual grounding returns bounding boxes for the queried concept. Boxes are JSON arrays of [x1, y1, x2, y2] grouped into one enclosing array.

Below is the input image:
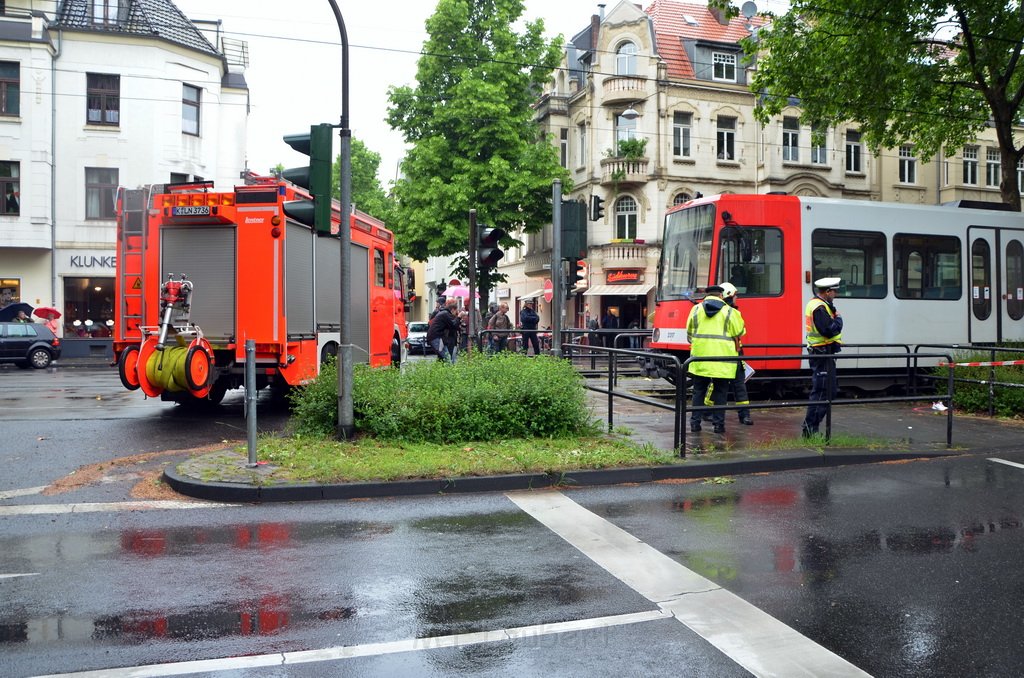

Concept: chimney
[[598, 4, 606, 21], [709, 6, 731, 26]]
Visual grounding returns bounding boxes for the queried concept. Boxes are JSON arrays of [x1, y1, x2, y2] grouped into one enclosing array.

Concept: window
[[812, 230, 887, 299], [1007, 239, 1024, 321], [712, 52, 736, 82], [810, 123, 827, 165], [169, 172, 189, 184], [845, 130, 862, 173], [0, 278, 21, 305], [985, 148, 1000, 187], [615, 196, 637, 240], [962, 146, 978, 185], [672, 112, 692, 158], [899, 145, 916, 184], [182, 84, 200, 136], [893, 233, 961, 300], [92, 0, 120, 25], [63, 276, 114, 336], [672, 193, 690, 206], [85, 167, 118, 219], [659, 204, 715, 299], [1019, 157, 1024, 191], [719, 228, 784, 296], [0, 61, 19, 116], [87, 73, 119, 125], [782, 116, 799, 162], [616, 42, 637, 76], [559, 128, 568, 168], [615, 112, 637, 150], [0, 161, 18, 214], [577, 123, 587, 166], [971, 238, 991, 319], [374, 249, 385, 287], [716, 116, 736, 160]]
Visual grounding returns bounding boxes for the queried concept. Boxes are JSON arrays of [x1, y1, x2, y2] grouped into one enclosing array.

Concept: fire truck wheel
[[184, 345, 212, 392], [321, 342, 339, 364], [391, 335, 401, 367], [118, 345, 142, 391]]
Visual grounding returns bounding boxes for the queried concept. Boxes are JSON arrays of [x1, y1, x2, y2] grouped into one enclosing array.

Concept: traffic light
[[590, 194, 605, 221], [477, 225, 507, 270], [282, 123, 333, 233], [561, 200, 588, 259], [567, 258, 586, 297]]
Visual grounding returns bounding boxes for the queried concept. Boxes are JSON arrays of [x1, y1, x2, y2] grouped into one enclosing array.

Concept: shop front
[[583, 268, 654, 338], [58, 249, 116, 359]]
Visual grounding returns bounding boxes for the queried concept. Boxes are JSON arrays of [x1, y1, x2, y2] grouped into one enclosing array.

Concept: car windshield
[[409, 322, 428, 333]]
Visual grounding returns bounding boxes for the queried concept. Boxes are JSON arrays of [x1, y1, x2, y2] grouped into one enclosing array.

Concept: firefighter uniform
[[802, 277, 844, 437], [687, 286, 746, 433]]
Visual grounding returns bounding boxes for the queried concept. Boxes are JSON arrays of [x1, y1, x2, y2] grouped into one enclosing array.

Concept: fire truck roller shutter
[[160, 227, 236, 341], [315, 235, 341, 325], [286, 223, 314, 334]]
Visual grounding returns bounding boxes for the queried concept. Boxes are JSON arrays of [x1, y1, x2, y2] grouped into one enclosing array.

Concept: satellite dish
[[741, 1, 758, 18]]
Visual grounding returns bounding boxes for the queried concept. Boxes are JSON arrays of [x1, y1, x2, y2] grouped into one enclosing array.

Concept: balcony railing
[[599, 157, 649, 186], [602, 76, 646, 104], [533, 93, 570, 119], [599, 242, 653, 268]]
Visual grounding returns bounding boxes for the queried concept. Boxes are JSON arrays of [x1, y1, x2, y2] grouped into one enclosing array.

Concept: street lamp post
[[326, 0, 354, 440]]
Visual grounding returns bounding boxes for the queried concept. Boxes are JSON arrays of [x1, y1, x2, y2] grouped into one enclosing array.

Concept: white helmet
[[719, 282, 738, 299]]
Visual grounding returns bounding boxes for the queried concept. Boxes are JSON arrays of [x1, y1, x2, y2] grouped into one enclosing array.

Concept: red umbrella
[[33, 306, 62, 321]]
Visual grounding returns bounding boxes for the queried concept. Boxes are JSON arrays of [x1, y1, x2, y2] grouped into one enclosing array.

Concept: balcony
[[601, 76, 645, 105], [599, 157, 649, 186], [599, 242, 653, 269], [533, 93, 569, 120]]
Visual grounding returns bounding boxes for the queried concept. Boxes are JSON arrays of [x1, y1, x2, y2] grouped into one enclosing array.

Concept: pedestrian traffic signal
[[590, 194, 605, 221], [282, 123, 334, 233], [477, 225, 507, 270], [567, 258, 586, 297]]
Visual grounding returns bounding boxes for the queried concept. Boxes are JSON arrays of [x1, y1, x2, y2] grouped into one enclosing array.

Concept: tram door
[[968, 227, 1024, 343]]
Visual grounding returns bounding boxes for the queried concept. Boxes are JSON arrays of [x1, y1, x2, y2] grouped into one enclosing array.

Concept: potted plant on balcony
[[616, 137, 647, 160]]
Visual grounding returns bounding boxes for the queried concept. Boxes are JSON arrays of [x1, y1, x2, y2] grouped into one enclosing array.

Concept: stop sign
[[543, 278, 553, 302]]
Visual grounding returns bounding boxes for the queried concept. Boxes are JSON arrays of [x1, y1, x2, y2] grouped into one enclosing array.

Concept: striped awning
[[583, 284, 654, 296]]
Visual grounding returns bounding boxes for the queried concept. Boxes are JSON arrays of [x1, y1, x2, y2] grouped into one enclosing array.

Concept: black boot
[[713, 423, 726, 434], [739, 415, 754, 425], [690, 422, 702, 433]]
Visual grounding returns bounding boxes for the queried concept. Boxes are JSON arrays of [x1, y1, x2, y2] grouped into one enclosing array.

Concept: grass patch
[[253, 434, 676, 483]]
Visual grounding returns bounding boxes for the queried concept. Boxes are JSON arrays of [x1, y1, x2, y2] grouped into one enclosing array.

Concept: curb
[[163, 448, 962, 503]]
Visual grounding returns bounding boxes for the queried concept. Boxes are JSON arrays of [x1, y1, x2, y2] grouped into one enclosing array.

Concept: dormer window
[[93, 0, 120, 26], [712, 52, 736, 82], [616, 42, 637, 76]]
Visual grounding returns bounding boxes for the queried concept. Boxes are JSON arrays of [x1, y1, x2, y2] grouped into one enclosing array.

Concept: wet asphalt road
[[3, 366, 1024, 676]]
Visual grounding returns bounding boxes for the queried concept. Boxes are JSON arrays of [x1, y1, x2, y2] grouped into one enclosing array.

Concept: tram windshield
[[659, 204, 715, 300]]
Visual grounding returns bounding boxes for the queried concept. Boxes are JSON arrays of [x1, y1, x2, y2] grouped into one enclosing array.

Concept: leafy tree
[[386, 0, 570, 266], [331, 137, 395, 224], [743, 0, 1023, 210]]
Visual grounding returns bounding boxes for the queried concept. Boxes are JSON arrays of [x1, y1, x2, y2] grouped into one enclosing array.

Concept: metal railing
[[914, 344, 1024, 416]]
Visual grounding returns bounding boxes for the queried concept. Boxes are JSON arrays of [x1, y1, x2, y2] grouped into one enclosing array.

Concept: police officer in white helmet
[[802, 277, 843, 437]]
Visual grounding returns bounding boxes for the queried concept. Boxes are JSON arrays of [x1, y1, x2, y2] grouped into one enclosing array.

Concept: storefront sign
[[605, 269, 642, 284], [69, 255, 116, 269], [58, 250, 117, 274]]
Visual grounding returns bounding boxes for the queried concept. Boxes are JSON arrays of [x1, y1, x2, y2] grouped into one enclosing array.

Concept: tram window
[[1007, 239, 1024, 321], [971, 238, 991, 319], [659, 204, 715, 299], [894, 234, 961, 300], [811, 229, 886, 298], [718, 228, 782, 296]]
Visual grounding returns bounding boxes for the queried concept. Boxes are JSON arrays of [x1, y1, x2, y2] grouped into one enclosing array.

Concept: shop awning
[[583, 284, 654, 296], [520, 288, 545, 300]]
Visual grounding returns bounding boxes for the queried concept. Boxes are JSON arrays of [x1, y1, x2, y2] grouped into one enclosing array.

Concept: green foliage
[[330, 137, 396, 224], [613, 137, 647, 159], [386, 0, 571, 260], [746, 0, 1023, 209], [289, 353, 594, 442], [946, 347, 1024, 417]]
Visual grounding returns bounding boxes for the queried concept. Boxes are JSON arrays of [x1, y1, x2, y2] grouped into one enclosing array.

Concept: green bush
[[945, 346, 1024, 417], [290, 353, 595, 442]]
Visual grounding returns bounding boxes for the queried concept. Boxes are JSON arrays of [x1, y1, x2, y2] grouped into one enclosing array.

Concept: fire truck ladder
[[116, 187, 151, 341]]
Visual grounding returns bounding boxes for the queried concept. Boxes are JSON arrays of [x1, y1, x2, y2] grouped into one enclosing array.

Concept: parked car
[[406, 320, 432, 355], [0, 321, 62, 369]]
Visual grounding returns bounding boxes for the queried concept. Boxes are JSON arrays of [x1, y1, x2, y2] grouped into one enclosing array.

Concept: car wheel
[[29, 348, 52, 369]]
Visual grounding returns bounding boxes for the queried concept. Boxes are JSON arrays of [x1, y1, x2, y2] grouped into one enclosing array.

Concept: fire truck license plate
[[172, 206, 211, 216]]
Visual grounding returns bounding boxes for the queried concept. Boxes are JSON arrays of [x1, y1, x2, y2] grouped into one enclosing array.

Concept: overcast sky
[[172, 0, 787, 184]]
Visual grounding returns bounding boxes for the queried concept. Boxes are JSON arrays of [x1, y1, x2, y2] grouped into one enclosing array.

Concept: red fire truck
[[113, 175, 411, 405]]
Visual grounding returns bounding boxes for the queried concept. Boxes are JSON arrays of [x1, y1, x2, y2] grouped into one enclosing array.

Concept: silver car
[[406, 320, 432, 355]]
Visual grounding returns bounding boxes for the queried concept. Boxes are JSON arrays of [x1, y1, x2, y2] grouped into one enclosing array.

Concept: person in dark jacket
[[426, 298, 460, 363], [802, 277, 844, 437], [519, 301, 540, 355], [601, 308, 619, 348]]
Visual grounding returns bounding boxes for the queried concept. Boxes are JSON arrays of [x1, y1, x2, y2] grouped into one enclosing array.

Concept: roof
[[55, 0, 220, 58], [645, 0, 768, 80]]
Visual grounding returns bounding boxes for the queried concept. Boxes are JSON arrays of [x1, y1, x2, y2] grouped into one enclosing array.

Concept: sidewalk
[[163, 380, 1024, 503]]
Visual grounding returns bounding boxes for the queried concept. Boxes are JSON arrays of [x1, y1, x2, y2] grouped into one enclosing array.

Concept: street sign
[[543, 278, 553, 302]]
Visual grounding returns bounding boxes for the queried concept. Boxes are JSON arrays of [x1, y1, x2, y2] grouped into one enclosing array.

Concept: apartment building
[[0, 0, 247, 357], [514, 0, 1020, 333]]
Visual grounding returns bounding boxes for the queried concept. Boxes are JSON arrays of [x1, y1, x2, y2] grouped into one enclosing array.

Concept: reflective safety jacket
[[805, 296, 843, 347], [687, 297, 746, 378]]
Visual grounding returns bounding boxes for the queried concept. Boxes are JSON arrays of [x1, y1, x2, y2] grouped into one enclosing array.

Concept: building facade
[[507, 0, 1022, 335], [0, 0, 247, 357]]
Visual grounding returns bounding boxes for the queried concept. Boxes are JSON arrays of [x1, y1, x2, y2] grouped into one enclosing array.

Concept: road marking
[[508, 490, 871, 678], [33, 610, 668, 677], [0, 572, 39, 580], [0, 486, 47, 500], [0, 500, 235, 516], [989, 458, 1024, 470]]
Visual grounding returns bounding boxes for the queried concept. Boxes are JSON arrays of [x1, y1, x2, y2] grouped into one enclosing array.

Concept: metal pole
[[468, 209, 478, 351], [327, 0, 354, 440], [245, 339, 258, 467], [551, 180, 562, 357]]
